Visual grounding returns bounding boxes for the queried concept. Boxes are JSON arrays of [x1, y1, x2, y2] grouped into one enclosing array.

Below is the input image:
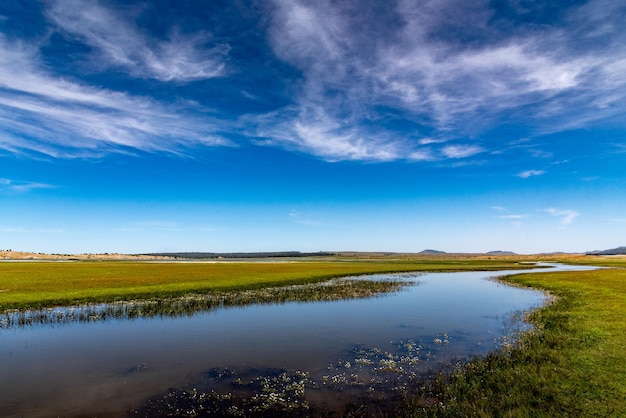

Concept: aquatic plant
[[0, 276, 415, 330], [138, 368, 315, 417], [133, 334, 461, 417]]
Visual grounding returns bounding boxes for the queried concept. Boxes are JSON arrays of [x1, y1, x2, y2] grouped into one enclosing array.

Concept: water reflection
[[0, 277, 411, 329], [0, 264, 596, 417]]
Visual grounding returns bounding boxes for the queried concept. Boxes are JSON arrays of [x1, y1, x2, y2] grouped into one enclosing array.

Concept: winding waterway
[[0, 263, 596, 416]]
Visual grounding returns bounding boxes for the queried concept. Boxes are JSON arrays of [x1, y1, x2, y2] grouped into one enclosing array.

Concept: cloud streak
[[289, 210, 324, 227], [261, 0, 626, 161], [0, 178, 54, 193], [45, 0, 229, 82], [499, 214, 527, 220], [1, 0, 625, 163], [517, 169, 546, 178], [544, 208, 579, 225], [0, 36, 234, 157]]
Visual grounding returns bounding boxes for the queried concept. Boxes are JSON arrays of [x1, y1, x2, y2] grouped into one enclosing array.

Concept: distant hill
[[418, 249, 447, 255], [585, 246, 626, 255], [486, 250, 517, 256]]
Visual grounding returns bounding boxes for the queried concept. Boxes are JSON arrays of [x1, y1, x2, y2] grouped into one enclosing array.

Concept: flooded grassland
[[0, 260, 580, 417]]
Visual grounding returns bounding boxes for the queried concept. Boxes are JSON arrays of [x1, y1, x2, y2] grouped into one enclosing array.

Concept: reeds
[[0, 276, 415, 330]]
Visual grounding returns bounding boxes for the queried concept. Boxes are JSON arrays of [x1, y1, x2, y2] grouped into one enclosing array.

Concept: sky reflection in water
[[0, 265, 595, 416]]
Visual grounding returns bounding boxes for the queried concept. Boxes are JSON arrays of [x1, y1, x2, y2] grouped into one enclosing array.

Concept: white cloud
[[613, 143, 626, 153], [530, 149, 554, 159], [3, 0, 625, 163], [291, 123, 398, 162], [262, 0, 626, 162], [418, 138, 448, 145], [544, 207, 579, 225], [0, 36, 235, 157], [0, 226, 66, 234], [499, 214, 527, 220], [517, 169, 546, 178], [288, 210, 324, 227], [0, 178, 54, 193], [254, 106, 403, 161], [408, 150, 435, 161], [492, 206, 529, 225], [0, 227, 24, 233], [441, 145, 484, 159], [45, 0, 229, 82]]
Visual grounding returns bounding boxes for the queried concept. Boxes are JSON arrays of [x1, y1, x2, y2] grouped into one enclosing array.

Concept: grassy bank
[[0, 258, 524, 310], [408, 260, 626, 417]]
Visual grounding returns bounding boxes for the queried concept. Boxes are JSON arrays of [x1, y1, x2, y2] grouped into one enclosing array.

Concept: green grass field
[[409, 258, 626, 417], [0, 258, 524, 310], [2, 256, 625, 417]]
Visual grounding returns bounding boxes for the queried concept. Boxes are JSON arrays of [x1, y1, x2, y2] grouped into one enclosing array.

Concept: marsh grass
[[0, 277, 414, 329], [134, 335, 456, 417], [0, 259, 526, 311], [405, 260, 626, 417]]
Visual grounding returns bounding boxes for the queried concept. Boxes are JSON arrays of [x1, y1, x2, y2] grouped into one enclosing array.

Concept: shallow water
[[0, 263, 596, 416]]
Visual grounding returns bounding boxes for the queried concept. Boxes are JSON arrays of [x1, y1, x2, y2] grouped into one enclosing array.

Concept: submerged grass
[[406, 259, 626, 418], [0, 277, 414, 329], [0, 258, 524, 310]]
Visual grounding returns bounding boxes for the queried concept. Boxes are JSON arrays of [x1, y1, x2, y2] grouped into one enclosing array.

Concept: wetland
[[0, 261, 601, 416]]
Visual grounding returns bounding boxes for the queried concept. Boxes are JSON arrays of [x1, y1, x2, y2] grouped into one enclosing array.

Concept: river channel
[[0, 263, 596, 416]]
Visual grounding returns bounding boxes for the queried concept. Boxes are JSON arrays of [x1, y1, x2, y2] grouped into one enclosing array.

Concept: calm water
[[0, 263, 596, 416]]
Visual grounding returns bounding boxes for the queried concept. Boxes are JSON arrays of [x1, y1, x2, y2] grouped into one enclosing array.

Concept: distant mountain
[[585, 246, 626, 255], [486, 250, 517, 256], [418, 249, 447, 255]]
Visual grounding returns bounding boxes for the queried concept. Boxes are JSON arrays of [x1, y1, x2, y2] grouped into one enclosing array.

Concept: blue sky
[[1, 0, 625, 254]]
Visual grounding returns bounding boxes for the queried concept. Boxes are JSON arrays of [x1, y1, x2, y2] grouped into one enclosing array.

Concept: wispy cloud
[[0, 226, 66, 234], [529, 149, 554, 159], [418, 138, 447, 145], [45, 0, 229, 82], [408, 149, 435, 161], [613, 143, 626, 153], [0, 36, 234, 157], [254, 106, 404, 161], [606, 218, 626, 224], [441, 145, 484, 159], [498, 214, 528, 220], [492, 206, 528, 225], [544, 207, 579, 225], [288, 210, 324, 227], [262, 0, 626, 161], [2, 0, 626, 163], [517, 169, 546, 178], [0, 178, 55, 193]]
